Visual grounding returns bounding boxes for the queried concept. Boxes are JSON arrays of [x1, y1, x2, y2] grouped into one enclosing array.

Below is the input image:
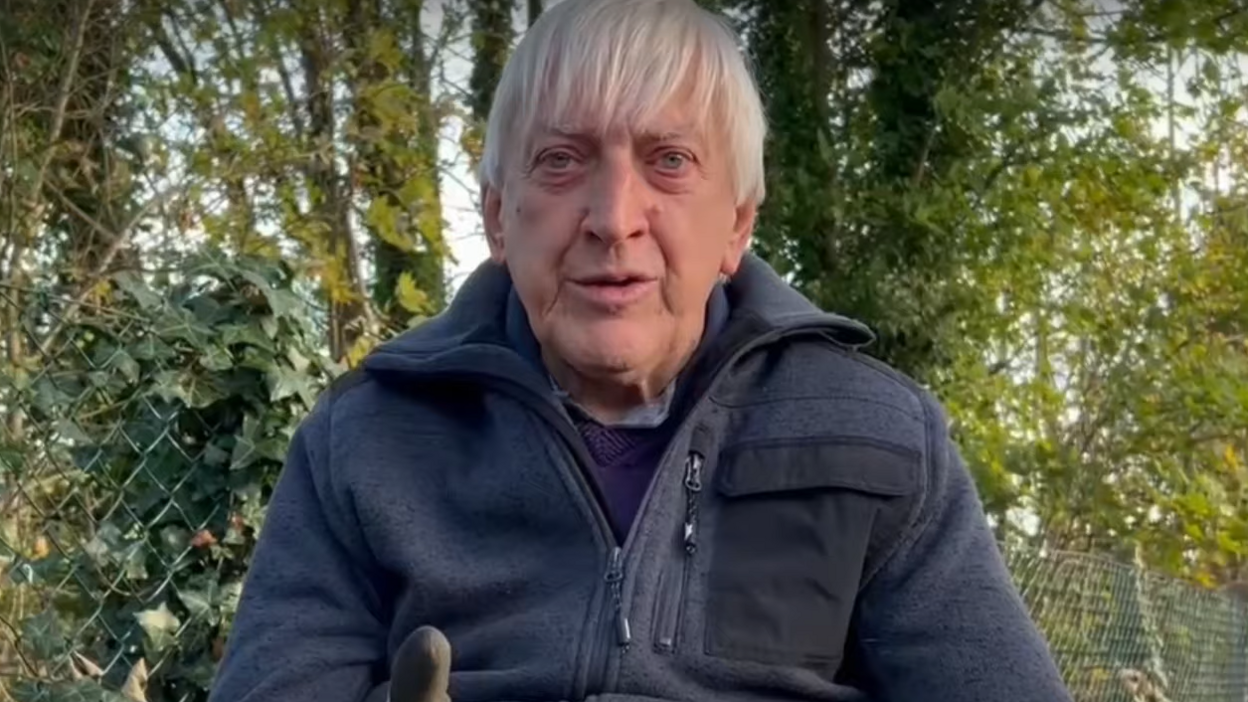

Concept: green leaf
[[152, 369, 227, 408], [178, 585, 215, 621], [198, 344, 234, 372], [21, 610, 66, 660], [121, 541, 149, 581], [155, 307, 215, 349], [366, 196, 413, 252], [221, 321, 276, 351], [260, 315, 280, 339], [396, 272, 432, 315], [129, 333, 174, 361], [267, 365, 311, 405], [161, 525, 191, 553], [111, 271, 162, 310], [54, 418, 93, 445], [108, 350, 141, 383]]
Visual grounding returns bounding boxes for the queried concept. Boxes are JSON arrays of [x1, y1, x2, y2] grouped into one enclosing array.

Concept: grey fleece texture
[[207, 254, 1074, 702]]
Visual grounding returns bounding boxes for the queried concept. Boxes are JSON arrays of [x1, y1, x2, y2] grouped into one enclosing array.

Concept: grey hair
[[477, 0, 767, 207]]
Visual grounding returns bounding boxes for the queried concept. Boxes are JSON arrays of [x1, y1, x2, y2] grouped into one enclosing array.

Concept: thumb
[[391, 626, 453, 702]]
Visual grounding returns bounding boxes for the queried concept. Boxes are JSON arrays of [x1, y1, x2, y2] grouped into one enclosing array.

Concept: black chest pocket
[[703, 437, 919, 671]]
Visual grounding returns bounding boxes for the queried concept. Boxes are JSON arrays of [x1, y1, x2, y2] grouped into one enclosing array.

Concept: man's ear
[[720, 199, 757, 277], [482, 184, 506, 264]]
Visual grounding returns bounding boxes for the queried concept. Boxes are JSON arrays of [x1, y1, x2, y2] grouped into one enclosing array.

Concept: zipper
[[682, 451, 704, 554], [656, 449, 703, 653], [606, 547, 631, 647]]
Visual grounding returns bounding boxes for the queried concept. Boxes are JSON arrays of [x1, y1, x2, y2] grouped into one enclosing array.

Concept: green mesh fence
[[2, 274, 1246, 702], [1006, 546, 1248, 701]]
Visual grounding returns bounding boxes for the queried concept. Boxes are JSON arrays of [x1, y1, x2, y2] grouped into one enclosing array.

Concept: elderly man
[[208, 0, 1073, 700]]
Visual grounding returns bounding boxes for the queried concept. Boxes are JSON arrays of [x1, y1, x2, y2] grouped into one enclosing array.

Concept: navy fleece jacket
[[208, 254, 1074, 702]]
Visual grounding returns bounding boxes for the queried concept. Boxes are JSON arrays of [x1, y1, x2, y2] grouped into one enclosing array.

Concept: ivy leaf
[[120, 541, 149, 582], [221, 321, 275, 351], [267, 365, 312, 405], [111, 271, 161, 310], [135, 602, 181, 655], [178, 585, 215, 622], [152, 369, 227, 408], [108, 349, 141, 383], [54, 418, 93, 445], [21, 610, 66, 660], [129, 333, 174, 361], [260, 314, 279, 339], [198, 344, 234, 372], [396, 271, 431, 315]]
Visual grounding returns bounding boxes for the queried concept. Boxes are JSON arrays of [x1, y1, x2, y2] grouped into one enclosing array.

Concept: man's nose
[[582, 156, 649, 244]]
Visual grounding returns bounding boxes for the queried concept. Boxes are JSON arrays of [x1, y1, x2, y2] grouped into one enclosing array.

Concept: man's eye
[[657, 152, 690, 171], [539, 151, 575, 169]]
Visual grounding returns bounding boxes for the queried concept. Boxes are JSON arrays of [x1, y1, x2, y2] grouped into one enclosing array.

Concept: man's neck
[[542, 341, 694, 425]]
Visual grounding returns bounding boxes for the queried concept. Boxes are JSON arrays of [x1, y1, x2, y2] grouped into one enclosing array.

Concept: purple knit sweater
[[571, 417, 675, 540]]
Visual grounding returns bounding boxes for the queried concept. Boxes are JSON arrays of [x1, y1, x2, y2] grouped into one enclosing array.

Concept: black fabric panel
[[704, 438, 919, 669]]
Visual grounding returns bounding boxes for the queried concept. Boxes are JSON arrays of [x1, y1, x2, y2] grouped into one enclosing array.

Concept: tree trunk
[[301, 6, 369, 360], [469, 0, 513, 124], [370, 0, 446, 318]]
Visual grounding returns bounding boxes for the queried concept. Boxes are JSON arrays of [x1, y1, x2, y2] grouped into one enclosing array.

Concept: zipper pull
[[683, 452, 704, 554], [605, 547, 631, 647]]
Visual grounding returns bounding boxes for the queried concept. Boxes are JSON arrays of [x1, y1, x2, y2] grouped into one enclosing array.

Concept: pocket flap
[[716, 438, 919, 498]]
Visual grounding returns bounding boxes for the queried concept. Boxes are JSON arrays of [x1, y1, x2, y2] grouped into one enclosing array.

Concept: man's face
[[483, 99, 756, 387]]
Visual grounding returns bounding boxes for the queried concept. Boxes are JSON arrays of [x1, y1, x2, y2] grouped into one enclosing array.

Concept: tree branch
[[251, 0, 306, 138], [30, 0, 96, 213], [37, 183, 183, 356]]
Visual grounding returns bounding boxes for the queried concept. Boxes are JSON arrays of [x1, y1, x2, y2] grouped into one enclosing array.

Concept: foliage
[[123, 0, 464, 364], [734, 0, 1248, 586], [2, 0, 1248, 699], [0, 254, 338, 701]]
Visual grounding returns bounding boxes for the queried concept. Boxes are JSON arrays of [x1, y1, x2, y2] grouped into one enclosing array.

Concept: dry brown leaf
[[72, 651, 105, 679], [121, 658, 149, 702]]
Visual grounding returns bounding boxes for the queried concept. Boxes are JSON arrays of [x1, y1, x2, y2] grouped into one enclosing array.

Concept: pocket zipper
[[656, 450, 703, 652], [606, 546, 631, 647]]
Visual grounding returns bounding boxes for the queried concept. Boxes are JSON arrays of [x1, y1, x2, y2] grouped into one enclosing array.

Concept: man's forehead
[[535, 105, 711, 144]]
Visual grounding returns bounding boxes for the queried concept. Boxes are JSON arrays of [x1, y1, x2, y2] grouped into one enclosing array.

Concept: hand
[[390, 626, 453, 702]]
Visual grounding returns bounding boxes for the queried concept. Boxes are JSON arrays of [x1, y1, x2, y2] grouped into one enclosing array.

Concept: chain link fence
[[2, 267, 1246, 702], [1005, 546, 1248, 701]]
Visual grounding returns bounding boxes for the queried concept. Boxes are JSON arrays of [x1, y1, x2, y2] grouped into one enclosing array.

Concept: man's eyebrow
[[535, 122, 599, 139], [637, 126, 704, 144], [533, 122, 705, 147]]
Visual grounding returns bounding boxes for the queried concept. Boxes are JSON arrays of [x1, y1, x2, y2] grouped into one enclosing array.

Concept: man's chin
[[554, 330, 654, 376]]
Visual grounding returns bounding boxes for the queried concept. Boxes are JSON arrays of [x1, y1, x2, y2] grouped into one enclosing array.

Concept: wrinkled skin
[[482, 100, 756, 422]]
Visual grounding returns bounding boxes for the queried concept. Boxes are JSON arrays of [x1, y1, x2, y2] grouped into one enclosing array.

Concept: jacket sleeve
[[207, 398, 392, 702], [852, 393, 1074, 702]]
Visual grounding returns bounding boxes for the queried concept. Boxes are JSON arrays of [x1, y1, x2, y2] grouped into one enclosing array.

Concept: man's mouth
[[575, 274, 653, 286], [569, 273, 657, 305]]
